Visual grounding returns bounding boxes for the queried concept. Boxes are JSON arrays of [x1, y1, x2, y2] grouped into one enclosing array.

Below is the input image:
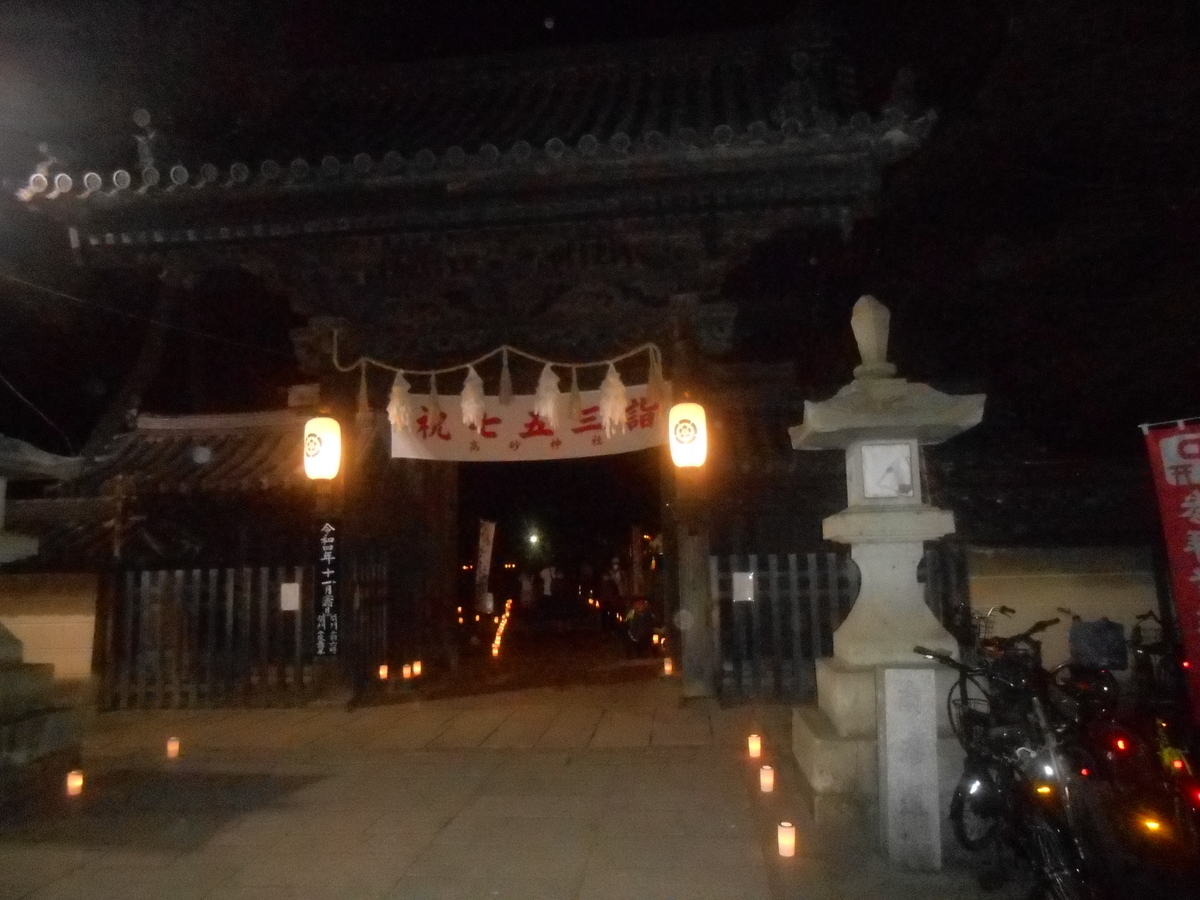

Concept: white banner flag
[[390, 383, 669, 462]]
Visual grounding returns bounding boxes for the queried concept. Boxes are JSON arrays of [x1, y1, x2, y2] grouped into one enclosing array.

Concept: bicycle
[[918, 618, 1109, 900]]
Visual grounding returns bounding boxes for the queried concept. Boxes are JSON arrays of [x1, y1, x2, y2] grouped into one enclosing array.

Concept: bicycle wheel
[[1025, 813, 1093, 900], [951, 771, 1002, 851]]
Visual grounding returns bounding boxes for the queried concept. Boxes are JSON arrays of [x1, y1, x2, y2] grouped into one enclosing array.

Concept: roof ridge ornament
[[850, 295, 897, 380]]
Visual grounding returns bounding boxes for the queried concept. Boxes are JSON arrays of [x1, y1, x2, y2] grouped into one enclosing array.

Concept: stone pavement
[[0, 675, 988, 900]]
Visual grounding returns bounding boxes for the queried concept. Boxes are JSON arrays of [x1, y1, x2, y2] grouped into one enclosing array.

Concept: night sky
[[1, 0, 1198, 471]]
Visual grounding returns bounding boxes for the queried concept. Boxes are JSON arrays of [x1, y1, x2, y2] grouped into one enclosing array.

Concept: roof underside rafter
[[16, 25, 933, 256]]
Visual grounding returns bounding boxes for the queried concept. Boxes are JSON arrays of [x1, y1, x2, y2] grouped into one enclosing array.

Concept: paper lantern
[[412, 661, 422, 677], [760, 765, 774, 793], [778, 822, 796, 857], [663, 658, 674, 676], [66, 770, 84, 797], [402, 664, 413, 679], [378, 665, 389, 680], [748, 734, 762, 758], [166, 737, 180, 759], [669, 402, 707, 468], [303, 417, 341, 480]]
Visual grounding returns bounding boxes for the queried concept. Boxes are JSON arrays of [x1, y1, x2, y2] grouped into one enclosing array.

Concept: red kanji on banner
[[477, 415, 501, 439], [417, 408, 451, 441], [572, 405, 603, 433], [625, 398, 659, 431], [519, 413, 554, 439], [1142, 420, 1200, 726]]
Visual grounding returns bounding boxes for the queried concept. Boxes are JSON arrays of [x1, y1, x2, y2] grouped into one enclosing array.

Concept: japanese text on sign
[[315, 520, 340, 657], [1143, 422, 1200, 726], [391, 383, 669, 462]]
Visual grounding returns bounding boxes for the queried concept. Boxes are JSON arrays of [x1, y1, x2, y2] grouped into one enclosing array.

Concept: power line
[[0, 270, 295, 359], [0, 366, 74, 454]]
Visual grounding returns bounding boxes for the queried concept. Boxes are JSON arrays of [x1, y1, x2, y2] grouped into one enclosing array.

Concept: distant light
[[378, 665, 389, 680], [529, 533, 539, 545], [544, 16, 554, 29], [412, 661, 422, 677], [402, 664, 413, 679], [66, 770, 84, 797]]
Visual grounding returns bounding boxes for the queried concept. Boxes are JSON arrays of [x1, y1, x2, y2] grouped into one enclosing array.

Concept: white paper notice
[[280, 582, 300, 612]]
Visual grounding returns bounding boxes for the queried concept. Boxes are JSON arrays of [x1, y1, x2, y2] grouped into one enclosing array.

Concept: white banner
[[475, 520, 495, 612], [390, 384, 668, 461]]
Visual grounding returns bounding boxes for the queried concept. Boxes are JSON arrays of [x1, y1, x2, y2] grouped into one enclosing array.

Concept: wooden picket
[[710, 550, 858, 702], [96, 565, 316, 709], [710, 545, 967, 701]]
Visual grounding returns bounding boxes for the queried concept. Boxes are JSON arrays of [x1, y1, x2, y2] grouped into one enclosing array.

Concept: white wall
[[966, 546, 1159, 669], [0, 573, 97, 680]]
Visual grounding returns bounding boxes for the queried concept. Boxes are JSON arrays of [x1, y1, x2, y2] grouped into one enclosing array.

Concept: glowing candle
[[378, 664, 389, 680], [778, 822, 796, 857], [748, 734, 762, 759], [760, 765, 775, 793], [166, 737, 180, 759], [402, 664, 413, 679], [412, 661, 422, 677], [663, 658, 674, 676], [66, 770, 84, 797]]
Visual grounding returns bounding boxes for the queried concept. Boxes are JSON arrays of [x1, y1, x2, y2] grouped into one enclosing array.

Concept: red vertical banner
[[1141, 420, 1200, 724]]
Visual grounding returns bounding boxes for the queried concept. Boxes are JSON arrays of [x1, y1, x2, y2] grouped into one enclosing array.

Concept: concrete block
[[792, 704, 877, 796], [877, 666, 941, 871], [816, 657, 878, 737]]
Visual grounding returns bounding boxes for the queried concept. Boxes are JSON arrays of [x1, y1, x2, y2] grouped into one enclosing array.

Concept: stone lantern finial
[[851, 295, 897, 380]]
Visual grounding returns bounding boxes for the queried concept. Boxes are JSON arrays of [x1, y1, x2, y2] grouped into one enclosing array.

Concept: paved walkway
[[1, 677, 986, 900]]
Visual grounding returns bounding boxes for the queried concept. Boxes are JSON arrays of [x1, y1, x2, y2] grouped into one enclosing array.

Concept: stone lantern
[[789, 296, 984, 869]]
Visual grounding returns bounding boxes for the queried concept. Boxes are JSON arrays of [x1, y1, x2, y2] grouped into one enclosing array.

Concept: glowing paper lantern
[[412, 661, 422, 677], [166, 737, 180, 759], [668, 402, 707, 468], [378, 665, 389, 680], [402, 664, 413, 679], [778, 822, 796, 857], [303, 417, 341, 480], [760, 765, 774, 793], [66, 770, 84, 797], [748, 734, 762, 758], [663, 658, 674, 676]]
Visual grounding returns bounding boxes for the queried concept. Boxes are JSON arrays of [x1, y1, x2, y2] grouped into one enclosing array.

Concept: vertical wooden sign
[[315, 520, 340, 656]]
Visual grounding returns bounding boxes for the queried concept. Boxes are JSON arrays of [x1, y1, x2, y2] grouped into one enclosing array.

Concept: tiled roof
[[62, 411, 310, 497], [17, 28, 932, 208]]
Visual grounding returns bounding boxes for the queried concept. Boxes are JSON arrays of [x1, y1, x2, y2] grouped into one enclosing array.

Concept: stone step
[[0, 706, 81, 767], [0, 662, 56, 718]]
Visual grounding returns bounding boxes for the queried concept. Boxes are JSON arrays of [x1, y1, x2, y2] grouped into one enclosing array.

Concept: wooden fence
[[709, 544, 968, 701], [94, 566, 314, 709]]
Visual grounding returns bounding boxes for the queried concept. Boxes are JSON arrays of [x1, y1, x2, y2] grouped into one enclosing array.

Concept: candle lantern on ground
[[778, 822, 796, 857], [760, 765, 775, 793], [748, 733, 762, 758]]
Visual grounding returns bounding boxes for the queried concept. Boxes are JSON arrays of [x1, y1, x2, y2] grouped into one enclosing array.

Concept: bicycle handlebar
[[1023, 618, 1060, 637], [913, 645, 973, 674]]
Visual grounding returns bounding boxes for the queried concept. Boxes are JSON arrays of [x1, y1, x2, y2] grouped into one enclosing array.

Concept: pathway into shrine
[[0, 679, 987, 900]]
